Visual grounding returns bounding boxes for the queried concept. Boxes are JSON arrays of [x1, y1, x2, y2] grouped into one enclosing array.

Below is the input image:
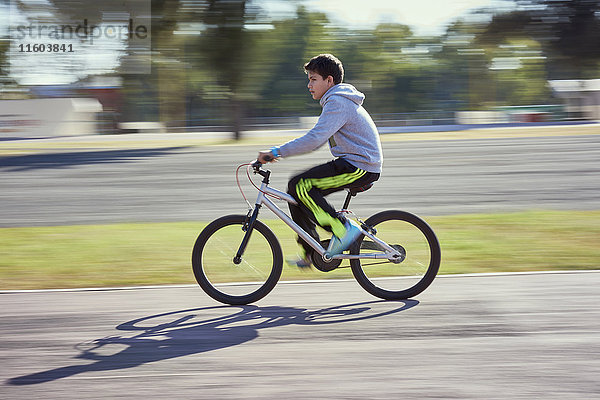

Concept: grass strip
[[1, 210, 598, 290]]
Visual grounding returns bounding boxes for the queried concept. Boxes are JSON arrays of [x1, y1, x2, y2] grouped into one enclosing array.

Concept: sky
[[260, 0, 516, 36]]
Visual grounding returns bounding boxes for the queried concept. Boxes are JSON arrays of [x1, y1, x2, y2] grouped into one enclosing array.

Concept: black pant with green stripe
[[287, 158, 380, 256]]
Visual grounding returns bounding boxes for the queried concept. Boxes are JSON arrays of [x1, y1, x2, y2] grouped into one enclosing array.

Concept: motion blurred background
[[2, 0, 599, 139], [1, 0, 599, 289]]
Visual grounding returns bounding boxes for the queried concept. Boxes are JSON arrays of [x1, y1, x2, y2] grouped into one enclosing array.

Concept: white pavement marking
[[1, 269, 598, 294]]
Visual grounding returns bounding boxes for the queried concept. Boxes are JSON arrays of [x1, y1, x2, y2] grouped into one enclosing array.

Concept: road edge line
[[1, 269, 599, 294]]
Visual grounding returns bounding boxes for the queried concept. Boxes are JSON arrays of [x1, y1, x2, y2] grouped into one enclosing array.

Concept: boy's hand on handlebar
[[257, 150, 277, 164]]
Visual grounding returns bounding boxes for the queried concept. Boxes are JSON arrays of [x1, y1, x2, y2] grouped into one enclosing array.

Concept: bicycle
[[192, 160, 441, 305]]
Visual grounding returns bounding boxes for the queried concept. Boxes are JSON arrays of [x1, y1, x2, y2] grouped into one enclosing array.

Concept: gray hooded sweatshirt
[[277, 83, 383, 173]]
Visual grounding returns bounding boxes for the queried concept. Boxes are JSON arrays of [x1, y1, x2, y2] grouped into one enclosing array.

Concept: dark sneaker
[[326, 220, 362, 256]]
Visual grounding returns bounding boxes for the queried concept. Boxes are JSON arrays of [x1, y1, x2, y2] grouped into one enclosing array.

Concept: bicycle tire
[[350, 210, 440, 300], [192, 214, 283, 305]]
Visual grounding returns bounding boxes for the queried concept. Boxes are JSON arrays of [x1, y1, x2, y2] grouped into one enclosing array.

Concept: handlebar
[[251, 160, 263, 171], [252, 154, 274, 172], [251, 159, 271, 179]]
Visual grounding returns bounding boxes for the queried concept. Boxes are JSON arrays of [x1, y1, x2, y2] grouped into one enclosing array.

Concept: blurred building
[[0, 76, 124, 138], [549, 79, 600, 121], [0, 97, 102, 138]]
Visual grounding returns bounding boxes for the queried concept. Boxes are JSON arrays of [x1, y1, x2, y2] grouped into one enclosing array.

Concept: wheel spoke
[[239, 257, 268, 279], [350, 210, 440, 300], [192, 215, 283, 305]]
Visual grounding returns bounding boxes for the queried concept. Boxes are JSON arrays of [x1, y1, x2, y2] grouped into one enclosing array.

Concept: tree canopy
[[3, 0, 598, 137]]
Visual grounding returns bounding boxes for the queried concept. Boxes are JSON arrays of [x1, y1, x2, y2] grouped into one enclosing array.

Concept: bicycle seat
[[348, 182, 374, 196]]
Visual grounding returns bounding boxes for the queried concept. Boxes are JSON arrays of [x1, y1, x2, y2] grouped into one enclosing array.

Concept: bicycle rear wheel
[[192, 215, 283, 305], [350, 210, 440, 300]]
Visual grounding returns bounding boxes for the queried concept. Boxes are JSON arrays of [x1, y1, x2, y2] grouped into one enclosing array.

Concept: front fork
[[233, 205, 260, 264], [233, 167, 270, 264]]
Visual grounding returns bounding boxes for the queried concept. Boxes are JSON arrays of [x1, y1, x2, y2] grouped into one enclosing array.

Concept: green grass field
[[1, 210, 598, 290]]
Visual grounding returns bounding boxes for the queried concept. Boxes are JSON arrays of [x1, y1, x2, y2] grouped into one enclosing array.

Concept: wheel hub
[[390, 244, 406, 263]]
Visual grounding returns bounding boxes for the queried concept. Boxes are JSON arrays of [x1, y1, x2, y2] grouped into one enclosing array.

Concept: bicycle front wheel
[[350, 210, 440, 300], [192, 215, 283, 305]]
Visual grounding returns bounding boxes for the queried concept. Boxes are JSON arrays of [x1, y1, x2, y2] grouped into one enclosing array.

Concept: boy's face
[[307, 71, 334, 100]]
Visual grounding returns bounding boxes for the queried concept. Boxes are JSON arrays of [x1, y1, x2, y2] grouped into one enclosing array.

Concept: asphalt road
[[2, 271, 599, 399], [1, 133, 599, 227]]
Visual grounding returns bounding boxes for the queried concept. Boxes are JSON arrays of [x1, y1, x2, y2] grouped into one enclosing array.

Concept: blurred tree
[[366, 23, 431, 114], [488, 38, 552, 106], [481, 0, 600, 78], [0, 38, 11, 91], [152, 0, 188, 128], [248, 6, 338, 117], [198, 0, 253, 139], [437, 17, 555, 110], [327, 22, 434, 115], [1, 1, 11, 90], [9, 0, 590, 128], [435, 20, 491, 110]]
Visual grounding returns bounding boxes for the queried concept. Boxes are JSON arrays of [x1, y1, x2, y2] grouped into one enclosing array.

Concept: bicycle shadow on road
[[7, 300, 418, 386], [0, 147, 189, 172]]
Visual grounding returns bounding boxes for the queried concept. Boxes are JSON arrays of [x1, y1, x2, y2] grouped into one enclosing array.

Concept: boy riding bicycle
[[257, 54, 383, 268]]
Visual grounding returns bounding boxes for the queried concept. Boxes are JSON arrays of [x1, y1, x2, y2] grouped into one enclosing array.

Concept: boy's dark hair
[[304, 54, 344, 85]]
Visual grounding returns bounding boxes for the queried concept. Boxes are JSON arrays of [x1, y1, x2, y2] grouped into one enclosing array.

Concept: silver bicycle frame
[[254, 180, 399, 261]]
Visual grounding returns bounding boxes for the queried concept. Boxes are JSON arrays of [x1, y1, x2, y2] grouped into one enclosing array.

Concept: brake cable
[[235, 163, 283, 210]]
